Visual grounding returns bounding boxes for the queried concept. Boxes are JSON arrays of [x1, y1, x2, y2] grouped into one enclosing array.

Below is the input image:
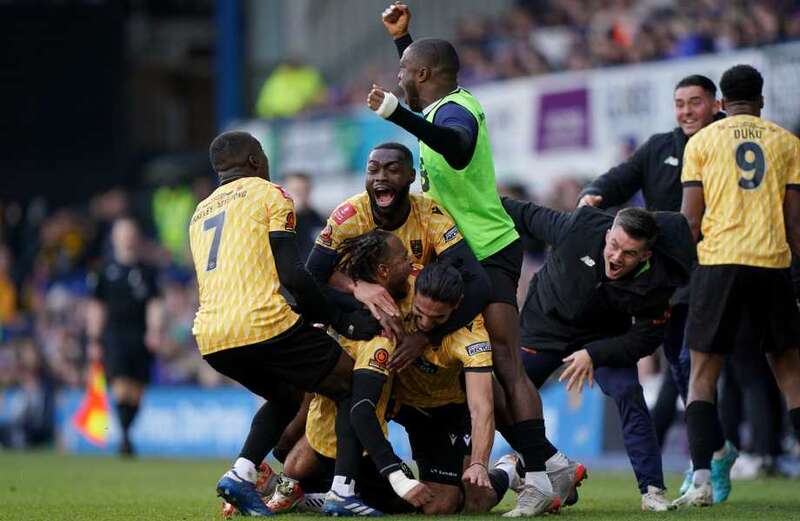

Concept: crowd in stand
[[323, 0, 800, 109]]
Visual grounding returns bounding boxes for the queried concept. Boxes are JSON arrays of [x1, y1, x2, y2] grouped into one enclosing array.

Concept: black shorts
[[687, 265, 800, 354], [102, 338, 152, 384], [392, 402, 471, 485], [480, 239, 523, 307], [307, 452, 415, 514], [203, 319, 343, 400]]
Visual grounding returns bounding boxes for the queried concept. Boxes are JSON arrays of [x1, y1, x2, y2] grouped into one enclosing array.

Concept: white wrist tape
[[374, 91, 399, 118], [388, 469, 419, 498]]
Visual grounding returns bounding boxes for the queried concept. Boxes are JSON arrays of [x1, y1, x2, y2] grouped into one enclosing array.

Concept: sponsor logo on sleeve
[[465, 341, 491, 357], [318, 224, 333, 247], [443, 226, 459, 243], [332, 203, 357, 225], [368, 348, 390, 370], [285, 211, 296, 231]]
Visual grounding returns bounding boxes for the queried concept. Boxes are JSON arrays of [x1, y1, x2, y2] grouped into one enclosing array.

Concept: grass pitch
[[0, 452, 797, 520]]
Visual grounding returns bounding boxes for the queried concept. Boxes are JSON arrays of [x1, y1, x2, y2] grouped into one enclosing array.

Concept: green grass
[[0, 452, 797, 520]]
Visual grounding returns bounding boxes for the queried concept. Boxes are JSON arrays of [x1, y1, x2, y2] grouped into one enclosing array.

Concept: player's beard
[[370, 183, 412, 219]]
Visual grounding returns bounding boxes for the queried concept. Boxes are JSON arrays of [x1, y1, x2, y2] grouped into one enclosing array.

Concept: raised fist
[[381, 2, 411, 39]]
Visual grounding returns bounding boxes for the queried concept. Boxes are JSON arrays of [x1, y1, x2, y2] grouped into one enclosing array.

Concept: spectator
[[282, 172, 326, 261], [255, 57, 327, 119]]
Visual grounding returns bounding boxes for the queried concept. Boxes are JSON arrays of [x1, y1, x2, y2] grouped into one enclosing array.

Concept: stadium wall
[[0, 384, 604, 459]]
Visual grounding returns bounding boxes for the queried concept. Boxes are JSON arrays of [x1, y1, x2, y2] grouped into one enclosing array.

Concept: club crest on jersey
[[410, 239, 423, 259], [664, 156, 679, 166], [465, 341, 491, 356], [332, 203, 357, 225], [318, 224, 333, 247], [369, 348, 390, 370], [443, 226, 459, 243], [285, 211, 296, 231], [580, 256, 596, 267]]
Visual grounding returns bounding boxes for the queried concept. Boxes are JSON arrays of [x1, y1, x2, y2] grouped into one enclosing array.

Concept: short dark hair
[[612, 208, 659, 250], [337, 229, 395, 284], [408, 38, 460, 78], [372, 142, 413, 169], [720, 65, 763, 103], [209, 131, 262, 172], [415, 262, 464, 307], [675, 74, 717, 97]]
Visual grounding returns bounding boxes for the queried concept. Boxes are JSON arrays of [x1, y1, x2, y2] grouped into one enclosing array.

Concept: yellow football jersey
[[682, 115, 800, 268], [189, 177, 300, 355], [305, 335, 394, 459], [315, 192, 463, 263], [392, 276, 493, 409]]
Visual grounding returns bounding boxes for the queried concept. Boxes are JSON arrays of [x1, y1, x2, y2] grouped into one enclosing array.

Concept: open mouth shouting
[[606, 259, 624, 279], [373, 186, 397, 208]]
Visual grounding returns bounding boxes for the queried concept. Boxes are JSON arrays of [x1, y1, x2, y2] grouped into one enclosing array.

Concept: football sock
[[545, 451, 570, 471], [692, 469, 711, 486], [239, 399, 299, 467], [232, 457, 258, 483], [116, 402, 138, 440], [331, 475, 356, 497], [488, 468, 510, 503], [686, 401, 724, 472], [494, 457, 519, 483], [525, 471, 554, 494], [333, 396, 361, 496], [790, 407, 800, 441], [509, 419, 556, 472]]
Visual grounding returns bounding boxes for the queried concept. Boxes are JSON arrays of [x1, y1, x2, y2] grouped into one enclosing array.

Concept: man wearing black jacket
[[502, 197, 694, 512], [578, 75, 721, 405]]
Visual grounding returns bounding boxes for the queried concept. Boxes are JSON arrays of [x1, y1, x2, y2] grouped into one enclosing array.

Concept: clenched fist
[[382, 2, 411, 39]]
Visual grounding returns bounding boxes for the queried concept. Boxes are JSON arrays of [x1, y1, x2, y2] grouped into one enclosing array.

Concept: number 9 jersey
[[682, 114, 800, 268], [189, 177, 300, 355]]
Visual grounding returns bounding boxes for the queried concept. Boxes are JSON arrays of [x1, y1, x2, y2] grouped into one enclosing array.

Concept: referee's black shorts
[[686, 265, 800, 355], [203, 319, 343, 400], [480, 239, 523, 308]]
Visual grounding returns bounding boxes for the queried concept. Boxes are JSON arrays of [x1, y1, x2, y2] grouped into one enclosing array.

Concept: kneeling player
[[270, 230, 430, 515], [390, 262, 513, 514]]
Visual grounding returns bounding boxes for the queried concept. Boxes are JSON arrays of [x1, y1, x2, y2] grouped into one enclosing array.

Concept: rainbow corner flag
[[72, 361, 111, 447]]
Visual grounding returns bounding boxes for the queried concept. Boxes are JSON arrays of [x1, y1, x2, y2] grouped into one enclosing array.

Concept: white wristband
[[388, 469, 419, 498], [374, 91, 399, 119]]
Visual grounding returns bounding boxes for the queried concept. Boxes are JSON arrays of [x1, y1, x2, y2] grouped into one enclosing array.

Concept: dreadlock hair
[[337, 229, 395, 284], [415, 261, 464, 307]]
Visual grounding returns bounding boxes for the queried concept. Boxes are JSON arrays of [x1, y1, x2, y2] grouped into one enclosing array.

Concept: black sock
[[498, 424, 516, 448], [116, 403, 138, 441], [509, 419, 556, 472], [488, 468, 510, 504], [239, 399, 299, 464], [790, 407, 800, 442], [334, 396, 362, 484], [686, 401, 724, 471]]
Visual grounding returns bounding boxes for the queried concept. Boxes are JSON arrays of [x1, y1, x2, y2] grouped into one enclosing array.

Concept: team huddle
[[187, 2, 800, 517]]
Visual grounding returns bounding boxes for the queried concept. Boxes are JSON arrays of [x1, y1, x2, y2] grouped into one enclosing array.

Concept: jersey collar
[[422, 87, 463, 117]]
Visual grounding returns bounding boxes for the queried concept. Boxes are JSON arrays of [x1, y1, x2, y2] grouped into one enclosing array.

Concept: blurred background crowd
[[272, 0, 800, 112]]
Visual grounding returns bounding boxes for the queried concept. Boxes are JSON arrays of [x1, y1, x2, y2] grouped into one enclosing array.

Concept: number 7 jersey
[[189, 177, 300, 355], [682, 114, 800, 268]]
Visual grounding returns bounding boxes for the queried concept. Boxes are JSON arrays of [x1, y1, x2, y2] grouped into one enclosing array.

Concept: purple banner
[[536, 88, 591, 152]]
